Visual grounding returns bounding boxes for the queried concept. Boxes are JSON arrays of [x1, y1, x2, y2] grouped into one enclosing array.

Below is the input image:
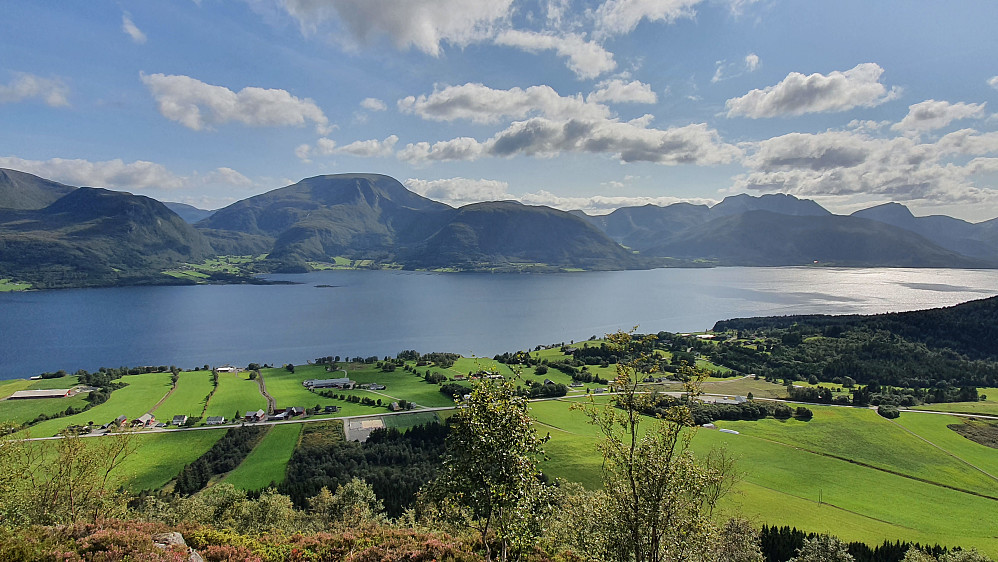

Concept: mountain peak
[[711, 193, 830, 218]]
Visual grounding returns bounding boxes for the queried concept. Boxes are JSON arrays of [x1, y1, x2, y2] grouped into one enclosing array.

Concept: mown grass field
[[0, 394, 90, 425], [530, 398, 998, 557], [204, 370, 266, 419], [0, 278, 31, 291], [911, 388, 998, 416], [22, 372, 173, 437], [115, 429, 226, 492], [223, 423, 302, 491], [153, 371, 216, 421]]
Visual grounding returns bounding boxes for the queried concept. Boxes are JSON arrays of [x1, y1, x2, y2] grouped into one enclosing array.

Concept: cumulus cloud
[[295, 144, 312, 163], [891, 99, 986, 133], [336, 135, 399, 157], [595, 0, 702, 37], [399, 115, 740, 166], [0, 156, 184, 190], [280, 0, 512, 56], [360, 97, 387, 111], [122, 13, 147, 44], [139, 72, 331, 133], [202, 166, 253, 186], [744, 53, 760, 72], [725, 63, 899, 118], [734, 128, 998, 205], [404, 177, 511, 206], [989, 76, 998, 90], [0, 73, 69, 107], [587, 79, 657, 104], [494, 30, 616, 79], [518, 190, 717, 214], [398, 82, 609, 124]]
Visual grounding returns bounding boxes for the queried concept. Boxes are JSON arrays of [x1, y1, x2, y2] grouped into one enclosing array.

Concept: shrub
[[877, 405, 900, 419]]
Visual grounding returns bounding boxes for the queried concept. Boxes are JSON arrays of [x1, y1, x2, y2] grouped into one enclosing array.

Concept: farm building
[[216, 366, 239, 373], [244, 409, 266, 422], [206, 416, 226, 425], [303, 377, 355, 390], [172, 415, 188, 426], [287, 406, 305, 417], [8, 389, 73, 399], [133, 414, 156, 428], [113, 415, 127, 427]]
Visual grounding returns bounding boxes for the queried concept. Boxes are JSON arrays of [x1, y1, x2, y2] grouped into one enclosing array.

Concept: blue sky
[[2, 1, 998, 221]]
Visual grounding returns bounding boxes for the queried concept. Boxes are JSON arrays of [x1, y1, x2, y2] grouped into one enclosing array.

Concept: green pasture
[[529, 399, 998, 557], [22, 372, 173, 437], [383, 411, 440, 430], [116, 429, 225, 492], [893, 412, 998, 480], [0, 394, 90, 425], [713, 406, 998, 497], [153, 371, 216, 420], [912, 388, 998, 417], [0, 379, 33, 400], [224, 423, 302, 491], [0, 279, 31, 291], [29, 376, 81, 390], [699, 377, 788, 399], [204, 370, 266, 419]]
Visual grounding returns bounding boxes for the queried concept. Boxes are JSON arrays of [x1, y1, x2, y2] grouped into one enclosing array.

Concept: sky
[[2, 1, 998, 221]]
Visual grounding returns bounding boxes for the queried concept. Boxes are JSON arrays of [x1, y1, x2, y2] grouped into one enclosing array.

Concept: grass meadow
[[204, 370, 266, 419], [529, 398, 998, 556], [223, 423, 302, 491], [0, 394, 90, 425], [911, 388, 998, 416], [153, 370, 216, 420], [22, 372, 173, 437], [115, 429, 225, 492]]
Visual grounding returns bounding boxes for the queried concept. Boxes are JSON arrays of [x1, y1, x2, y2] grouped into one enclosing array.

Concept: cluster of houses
[[302, 378, 387, 392]]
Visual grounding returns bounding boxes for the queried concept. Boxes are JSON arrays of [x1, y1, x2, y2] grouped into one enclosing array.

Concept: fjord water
[[2, 267, 996, 380]]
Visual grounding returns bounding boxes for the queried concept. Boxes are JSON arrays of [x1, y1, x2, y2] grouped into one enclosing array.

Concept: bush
[[877, 404, 900, 419]]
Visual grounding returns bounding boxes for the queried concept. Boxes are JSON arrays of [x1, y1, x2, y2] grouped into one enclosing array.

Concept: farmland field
[[22, 372, 173, 437], [529, 398, 998, 557], [911, 388, 998, 417], [153, 370, 215, 421], [115, 429, 226, 492], [0, 394, 90, 425], [204, 370, 266, 419], [224, 423, 302, 490]]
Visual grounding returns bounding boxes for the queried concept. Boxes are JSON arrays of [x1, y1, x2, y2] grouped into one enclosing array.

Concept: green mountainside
[[0, 168, 76, 210]]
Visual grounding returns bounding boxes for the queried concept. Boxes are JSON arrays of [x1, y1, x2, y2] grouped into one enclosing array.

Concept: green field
[[383, 411, 440, 430], [153, 371, 215, 421], [204, 370, 266, 419], [223, 423, 302, 490], [115, 429, 226, 492], [911, 388, 998, 417], [0, 278, 31, 291], [530, 398, 998, 556], [0, 394, 90, 425], [22, 372, 173, 437]]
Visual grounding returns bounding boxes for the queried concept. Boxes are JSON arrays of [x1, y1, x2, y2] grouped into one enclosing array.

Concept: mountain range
[[0, 168, 995, 288]]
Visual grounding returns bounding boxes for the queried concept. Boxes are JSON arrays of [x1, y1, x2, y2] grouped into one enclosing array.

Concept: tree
[[789, 535, 854, 562], [1, 428, 135, 525], [309, 478, 385, 529], [715, 518, 764, 562], [577, 331, 732, 562], [423, 373, 546, 562]]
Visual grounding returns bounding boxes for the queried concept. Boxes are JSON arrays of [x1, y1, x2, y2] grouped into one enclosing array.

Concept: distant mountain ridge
[[1, 167, 996, 288]]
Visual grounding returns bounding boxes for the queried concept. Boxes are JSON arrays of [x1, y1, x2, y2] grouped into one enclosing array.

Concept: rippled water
[[1, 267, 995, 379]]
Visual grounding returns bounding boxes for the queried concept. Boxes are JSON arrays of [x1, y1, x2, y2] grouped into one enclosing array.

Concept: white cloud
[[280, 0, 513, 56], [0, 156, 184, 190], [988, 76, 998, 91], [315, 137, 338, 155], [587, 79, 657, 104], [139, 72, 331, 133], [494, 30, 616, 79], [399, 115, 740, 166], [398, 82, 609, 124], [711, 54, 760, 84], [735, 128, 998, 205], [295, 143, 312, 163], [891, 99, 986, 133], [0, 73, 69, 107], [404, 177, 511, 206], [122, 13, 147, 44], [360, 97, 387, 111], [744, 53, 760, 72], [203, 166, 253, 186], [517, 190, 717, 214], [336, 135, 399, 157], [725, 63, 899, 118], [595, 0, 702, 37]]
